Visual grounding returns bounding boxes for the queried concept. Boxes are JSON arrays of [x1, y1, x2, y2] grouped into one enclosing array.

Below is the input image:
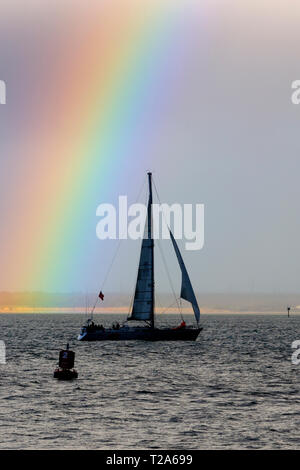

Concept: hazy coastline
[[1, 292, 299, 315]]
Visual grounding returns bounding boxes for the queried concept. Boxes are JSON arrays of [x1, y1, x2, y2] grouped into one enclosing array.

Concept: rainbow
[[1, 0, 205, 294]]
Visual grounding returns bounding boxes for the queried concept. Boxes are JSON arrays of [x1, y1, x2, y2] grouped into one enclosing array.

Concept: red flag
[[99, 291, 104, 301]]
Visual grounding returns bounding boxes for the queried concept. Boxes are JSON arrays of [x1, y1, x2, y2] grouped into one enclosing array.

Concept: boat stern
[[77, 327, 87, 341]]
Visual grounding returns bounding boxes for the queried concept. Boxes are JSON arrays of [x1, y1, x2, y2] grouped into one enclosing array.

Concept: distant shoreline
[[1, 292, 300, 315], [0, 309, 299, 315]]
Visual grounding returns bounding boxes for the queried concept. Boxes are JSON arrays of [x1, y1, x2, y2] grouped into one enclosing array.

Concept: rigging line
[[159, 299, 180, 316], [127, 288, 135, 321], [154, 176, 200, 327], [90, 175, 147, 318], [152, 177, 180, 237], [153, 177, 187, 323], [127, 182, 150, 320], [156, 237, 184, 322], [152, 177, 167, 224], [153, 177, 184, 321], [90, 237, 122, 317], [154, 292, 165, 318]]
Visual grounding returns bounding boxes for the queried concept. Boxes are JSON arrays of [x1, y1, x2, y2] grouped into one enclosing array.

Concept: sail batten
[[169, 230, 200, 324]]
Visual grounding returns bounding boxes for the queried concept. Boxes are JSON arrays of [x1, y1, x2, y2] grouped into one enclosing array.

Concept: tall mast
[[129, 172, 155, 325], [147, 172, 155, 328]]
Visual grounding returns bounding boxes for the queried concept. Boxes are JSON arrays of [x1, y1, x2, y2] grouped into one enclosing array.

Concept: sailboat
[[78, 172, 202, 341]]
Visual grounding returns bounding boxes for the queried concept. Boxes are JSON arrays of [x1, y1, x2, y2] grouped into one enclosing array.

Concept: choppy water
[[0, 313, 299, 449]]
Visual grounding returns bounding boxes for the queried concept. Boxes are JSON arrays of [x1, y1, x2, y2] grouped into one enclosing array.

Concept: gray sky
[[106, 3, 300, 297], [1, 1, 300, 296]]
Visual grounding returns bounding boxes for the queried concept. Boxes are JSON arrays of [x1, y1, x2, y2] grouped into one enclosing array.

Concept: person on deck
[[173, 320, 186, 330]]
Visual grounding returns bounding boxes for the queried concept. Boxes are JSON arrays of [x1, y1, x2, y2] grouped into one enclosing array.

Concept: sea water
[[0, 313, 299, 449]]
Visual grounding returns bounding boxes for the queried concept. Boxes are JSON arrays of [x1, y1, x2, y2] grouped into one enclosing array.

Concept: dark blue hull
[[78, 326, 202, 341]]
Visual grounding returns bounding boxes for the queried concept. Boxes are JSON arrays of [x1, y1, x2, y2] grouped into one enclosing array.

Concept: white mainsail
[[169, 230, 200, 324]]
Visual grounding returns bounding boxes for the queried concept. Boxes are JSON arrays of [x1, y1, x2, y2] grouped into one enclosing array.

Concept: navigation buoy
[[53, 343, 78, 380]]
